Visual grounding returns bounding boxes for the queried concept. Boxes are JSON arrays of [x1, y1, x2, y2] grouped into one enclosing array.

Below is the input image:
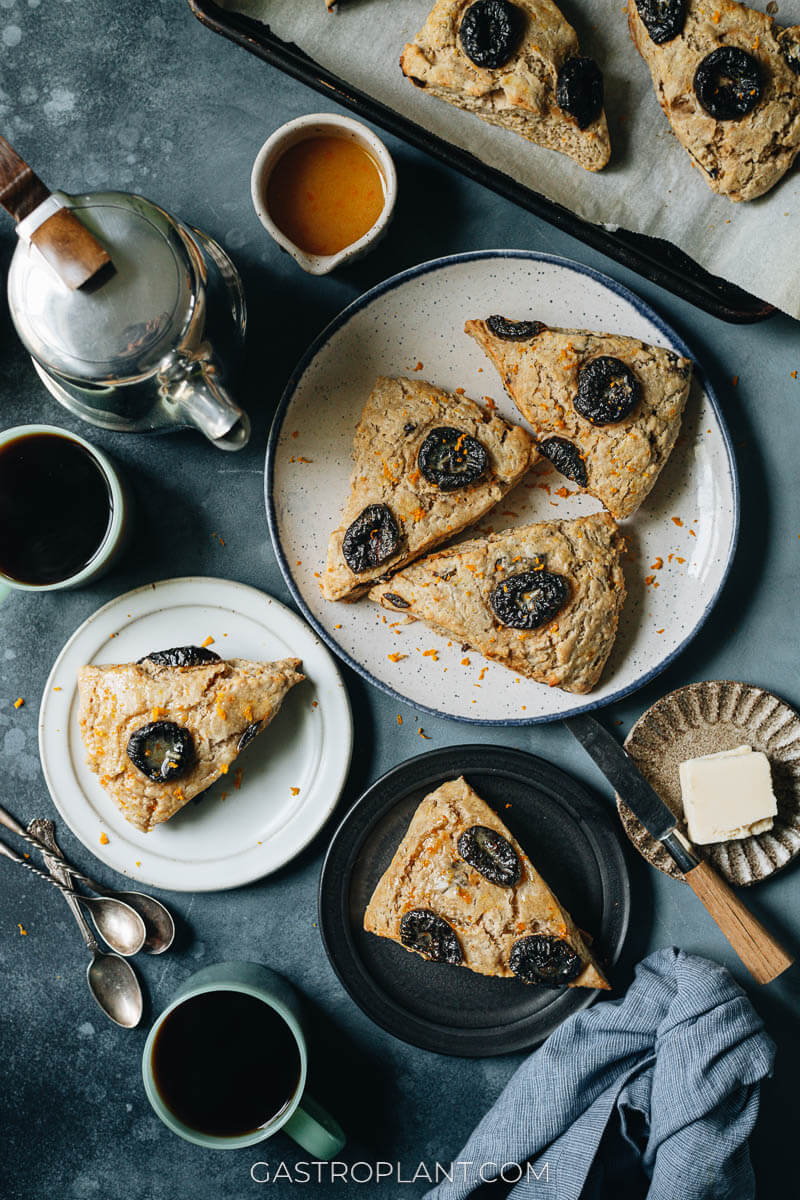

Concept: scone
[[465, 316, 692, 520], [364, 777, 609, 989], [629, 0, 800, 201], [78, 646, 304, 831], [370, 512, 626, 694], [400, 0, 610, 171], [322, 375, 534, 602]]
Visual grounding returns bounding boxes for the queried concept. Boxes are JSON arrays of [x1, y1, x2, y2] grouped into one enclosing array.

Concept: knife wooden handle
[[0, 134, 49, 220], [683, 859, 794, 984]]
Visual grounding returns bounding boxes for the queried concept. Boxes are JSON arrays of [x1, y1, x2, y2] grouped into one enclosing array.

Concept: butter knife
[[565, 712, 794, 984]]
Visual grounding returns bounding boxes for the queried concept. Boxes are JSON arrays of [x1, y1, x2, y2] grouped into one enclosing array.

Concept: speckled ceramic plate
[[618, 681, 800, 886], [266, 251, 739, 724], [319, 745, 629, 1056], [38, 577, 352, 891]]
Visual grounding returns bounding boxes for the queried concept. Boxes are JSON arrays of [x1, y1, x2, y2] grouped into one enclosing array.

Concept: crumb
[[397, 714, 403, 726], [387, 652, 407, 663], [234, 768, 243, 790], [17, 924, 27, 936], [671, 516, 683, 527], [13, 697, 23, 709], [135, 860, 141, 867], [290, 787, 300, 796], [53, 686, 62, 693], [99, 832, 110, 845], [418, 728, 431, 739]]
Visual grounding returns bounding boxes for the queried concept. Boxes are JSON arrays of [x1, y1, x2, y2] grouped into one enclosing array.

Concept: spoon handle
[[0, 834, 89, 902], [28, 820, 100, 953], [0, 802, 109, 893]]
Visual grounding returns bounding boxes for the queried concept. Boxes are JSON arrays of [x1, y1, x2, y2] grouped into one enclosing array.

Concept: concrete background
[[0, 2, 798, 1196]]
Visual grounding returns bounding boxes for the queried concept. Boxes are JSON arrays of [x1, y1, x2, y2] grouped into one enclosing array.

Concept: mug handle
[[283, 1092, 345, 1160]]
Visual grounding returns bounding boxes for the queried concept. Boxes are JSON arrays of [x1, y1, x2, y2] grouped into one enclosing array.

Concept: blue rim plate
[[265, 251, 739, 726]]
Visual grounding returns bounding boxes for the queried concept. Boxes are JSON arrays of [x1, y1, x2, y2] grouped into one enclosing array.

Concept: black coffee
[[0, 432, 112, 585], [152, 990, 302, 1137]]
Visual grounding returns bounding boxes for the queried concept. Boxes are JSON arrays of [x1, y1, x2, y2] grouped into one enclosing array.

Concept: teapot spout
[[169, 359, 250, 451]]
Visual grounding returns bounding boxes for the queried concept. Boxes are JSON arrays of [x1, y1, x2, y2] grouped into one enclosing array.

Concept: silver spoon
[[35, 820, 143, 1029], [25, 815, 175, 955], [0, 833, 146, 956]]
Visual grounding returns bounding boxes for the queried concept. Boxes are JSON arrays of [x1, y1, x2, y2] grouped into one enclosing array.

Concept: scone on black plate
[[78, 646, 304, 831], [364, 776, 609, 989], [401, 0, 610, 171], [629, 0, 800, 201], [370, 512, 626, 695], [466, 316, 692, 520], [322, 375, 535, 602]]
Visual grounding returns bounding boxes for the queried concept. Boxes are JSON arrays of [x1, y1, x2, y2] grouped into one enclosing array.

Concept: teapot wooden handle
[[0, 134, 111, 289]]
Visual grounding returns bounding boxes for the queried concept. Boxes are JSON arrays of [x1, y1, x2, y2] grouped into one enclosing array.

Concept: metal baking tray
[[189, 0, 774, 324]]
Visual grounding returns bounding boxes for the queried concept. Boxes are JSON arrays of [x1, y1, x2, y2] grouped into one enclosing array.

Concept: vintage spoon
[[0, 832, 146, 956], [35, 820, 143, 1029], [24, 815, 175, 954]]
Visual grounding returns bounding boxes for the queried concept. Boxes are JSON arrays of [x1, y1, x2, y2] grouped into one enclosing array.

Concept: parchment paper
[[223, 0, 800, 317]]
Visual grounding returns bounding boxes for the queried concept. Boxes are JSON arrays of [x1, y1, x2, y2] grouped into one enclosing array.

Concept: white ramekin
[[250, 113, 397, 276]]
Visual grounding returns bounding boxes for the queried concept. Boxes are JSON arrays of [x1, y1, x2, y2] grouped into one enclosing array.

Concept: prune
[[693, 47, 763, 120], [574, 356, 640, 425], [400, 909, 463, 964], [138, 646, 220, 667], [237, 721, 263, 752], [489, 569, 569, 629], [342, 504, 400, 574], [537, 437, 588, 487], [127, 721, 194, 782], [509, 934, 583, 985], [556, 57, 604, 130], [457, 824, 521, 887], [382, 592, 410, 609], [459, 0, 524, 70], [418, 427, 488, 491], [634, 0, 686, 44], [486, 315, 546, 341], [778, 28, 800, 75]]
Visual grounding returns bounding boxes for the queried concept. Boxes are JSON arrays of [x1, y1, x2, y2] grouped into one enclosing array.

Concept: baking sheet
[[223, 0, 800, 318]]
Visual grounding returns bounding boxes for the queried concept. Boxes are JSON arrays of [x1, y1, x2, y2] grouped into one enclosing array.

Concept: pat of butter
[[679, 745, 777, 845]]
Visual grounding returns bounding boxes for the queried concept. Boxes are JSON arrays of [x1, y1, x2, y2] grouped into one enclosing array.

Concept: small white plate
[[266, 251, 739, 725], [38, 577, 353, 892]]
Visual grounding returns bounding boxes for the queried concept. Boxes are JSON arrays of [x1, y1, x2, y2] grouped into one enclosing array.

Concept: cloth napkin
[[425, 948, 775, 1200]]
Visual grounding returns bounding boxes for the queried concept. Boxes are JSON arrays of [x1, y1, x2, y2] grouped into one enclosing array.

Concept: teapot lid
[[7, 191, 196, 383]]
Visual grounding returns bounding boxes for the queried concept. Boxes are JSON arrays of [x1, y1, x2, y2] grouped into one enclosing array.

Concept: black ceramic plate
[[318, 745, 630, 1057]]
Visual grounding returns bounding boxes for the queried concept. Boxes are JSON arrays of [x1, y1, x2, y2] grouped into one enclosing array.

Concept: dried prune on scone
[[382, 592, 410, 609], [574, 356, 640, 425], [693, 47, 763, 121], [342, 503, 400, 574], [509, 934, 583, 984], [537, 437, 588, 487], [486, 315, 546, 341], [237, 721, 264, 752], [127, 721, 194, 782], [778, 28, 800, 75], [556, 57, 604, 130], [399, 909, 463, 964], [418, 427, 488, 491], [138, 646, 221, 667], [459, 0, 525, 70], [457, 824, 521, 887], [634, 0, 686, 44], [489, 569, 569, 630]]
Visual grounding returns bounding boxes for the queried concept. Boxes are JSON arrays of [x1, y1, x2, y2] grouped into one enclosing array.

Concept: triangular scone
[[371, 513, 625, 694], [78, 650, 304, 831], [629, 0, 800, 202], [364, 777, 609, 989], [401, 0, 610, 171], [466, 318, 692, 520], [322, 376, 534, 602]]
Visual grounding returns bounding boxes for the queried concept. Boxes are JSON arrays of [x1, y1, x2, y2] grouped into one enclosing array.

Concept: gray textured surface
[[0, 2, 799, 1198]]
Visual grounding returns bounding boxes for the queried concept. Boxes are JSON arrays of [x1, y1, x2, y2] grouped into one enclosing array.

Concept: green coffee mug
[[0, 423, 129, 602], [142, 961, 346, 1156]]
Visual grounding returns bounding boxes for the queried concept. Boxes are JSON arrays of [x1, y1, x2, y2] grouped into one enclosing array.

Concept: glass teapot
[[1, 137, 249, 451]]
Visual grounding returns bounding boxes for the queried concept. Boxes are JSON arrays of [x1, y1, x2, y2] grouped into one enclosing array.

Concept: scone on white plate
[[370, 512, 626, 695], [78, 646, 304, 831], [322, 375, 535, 601], [465, 315, 692, 520]]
